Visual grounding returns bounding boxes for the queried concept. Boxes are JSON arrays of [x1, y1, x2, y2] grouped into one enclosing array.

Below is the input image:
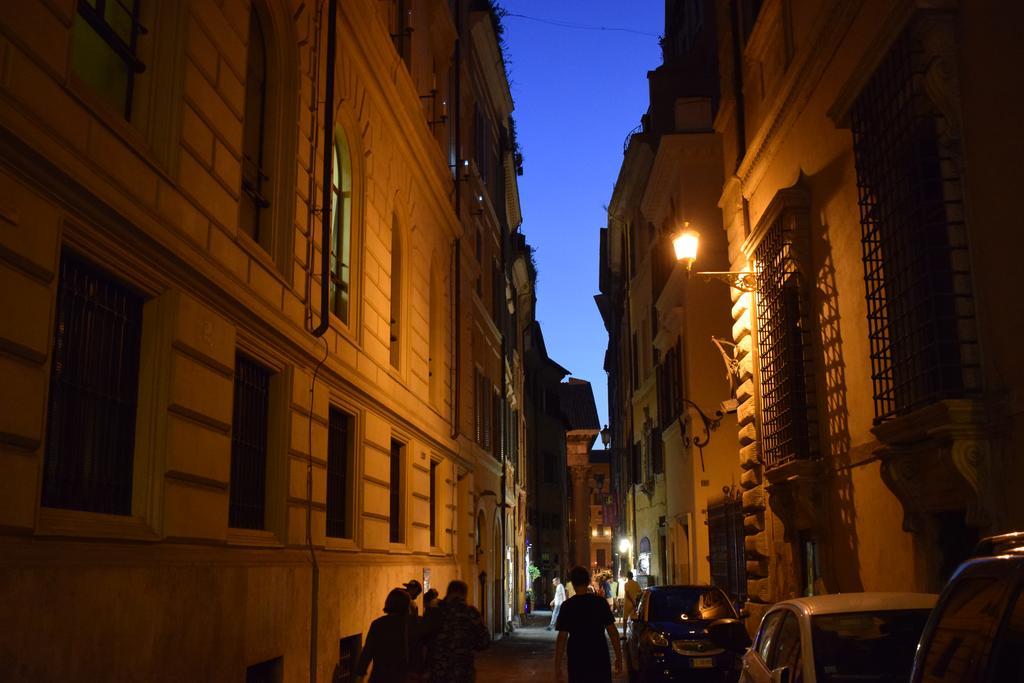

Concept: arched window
[[389, 213, 402, 368], [330, 129, 353, 323], [241, 3, 270, 244]]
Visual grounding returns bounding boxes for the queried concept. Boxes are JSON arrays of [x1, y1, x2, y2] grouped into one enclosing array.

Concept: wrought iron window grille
[[326, 407, 351, 539], [229, 355, 271, 530], [76, 0, 147, 120], [754, 213, 819, 470], [851, 19, 980, 423], [42, 251, 144, 515]]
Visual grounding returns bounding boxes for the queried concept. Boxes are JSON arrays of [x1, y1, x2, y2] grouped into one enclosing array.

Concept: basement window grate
[[851, 22, 979, 423]]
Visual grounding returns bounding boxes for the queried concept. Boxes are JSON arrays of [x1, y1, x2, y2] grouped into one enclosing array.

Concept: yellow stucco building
[[0, 0, 526, 679]]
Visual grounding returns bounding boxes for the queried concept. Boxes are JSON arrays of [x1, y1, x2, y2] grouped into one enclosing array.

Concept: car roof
[[972, 531, 1024, 557], [949, 552, 1024, 581], [770, 592, 937, 616]]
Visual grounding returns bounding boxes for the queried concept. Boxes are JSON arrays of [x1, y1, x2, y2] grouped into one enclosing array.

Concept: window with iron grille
[[42, 251, 143, 515], [71, 0, 147, 120], [240, 2, 271, 244], [335, 635, 362, 683], [707, 495, 746, 598], [327, 407, 352, 539], [851, 23, 979, 423], [230, 354, 271, 530], [754, 215, 817, 469], [389, 439, 404, 543]]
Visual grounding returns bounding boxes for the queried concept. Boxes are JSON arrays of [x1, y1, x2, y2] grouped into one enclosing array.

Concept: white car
[[723, 592, 937, 683]]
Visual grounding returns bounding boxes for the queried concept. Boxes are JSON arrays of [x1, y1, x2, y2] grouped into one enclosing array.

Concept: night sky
[[502, 1, 663, 426]]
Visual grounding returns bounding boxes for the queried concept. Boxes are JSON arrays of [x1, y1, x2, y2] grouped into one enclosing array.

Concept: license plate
[[691, 657, 713, 668]]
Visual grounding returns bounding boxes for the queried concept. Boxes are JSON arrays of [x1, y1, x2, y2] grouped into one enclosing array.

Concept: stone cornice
[[736, 0, 860, 196]]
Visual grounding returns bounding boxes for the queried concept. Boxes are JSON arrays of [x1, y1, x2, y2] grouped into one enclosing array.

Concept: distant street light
[[672, 221, 700, 271], [618, 537, 631, 554]]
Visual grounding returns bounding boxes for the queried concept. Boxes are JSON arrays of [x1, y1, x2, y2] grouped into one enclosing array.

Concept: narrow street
[[476, 611, 628, 683]]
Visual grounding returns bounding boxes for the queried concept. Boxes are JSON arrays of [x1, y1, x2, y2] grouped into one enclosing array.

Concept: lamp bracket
[[677, 398, 725, 473], [696, 271, 758, 292]]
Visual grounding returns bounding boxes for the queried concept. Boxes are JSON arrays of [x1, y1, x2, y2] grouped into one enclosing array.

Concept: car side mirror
[[770, 666, 791, 683], [705, 618, 752, 654]]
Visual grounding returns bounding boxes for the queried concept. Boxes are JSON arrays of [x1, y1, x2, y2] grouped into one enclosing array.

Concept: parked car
[[909, 532, 1024, 682], [625, 585, 745, 682], [708, 592, 936, 683]]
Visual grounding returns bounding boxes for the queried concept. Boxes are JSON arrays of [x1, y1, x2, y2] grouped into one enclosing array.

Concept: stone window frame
[[236, 0, 301, 277], [745, 184, 820, 471], [226, 335, 290, 548], [34, 228, 167, 542], [67, 1, 188, 174], [328, 116, 365, 338], [324, 395, 363, 552], [387, 430, 412, 550]]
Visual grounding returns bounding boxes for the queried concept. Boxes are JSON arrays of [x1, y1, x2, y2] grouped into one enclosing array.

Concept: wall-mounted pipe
[[313, 0, 337, 339], [308, 0, 337, 681]]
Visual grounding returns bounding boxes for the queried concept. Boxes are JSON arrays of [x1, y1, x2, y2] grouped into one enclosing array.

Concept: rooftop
[[558, 378, 600, 431]]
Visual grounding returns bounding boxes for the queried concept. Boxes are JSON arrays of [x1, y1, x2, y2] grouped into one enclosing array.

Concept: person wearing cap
[[403, 579, 423, 616]]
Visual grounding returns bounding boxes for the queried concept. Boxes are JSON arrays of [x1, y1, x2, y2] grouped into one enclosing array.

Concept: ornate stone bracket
[[764, 458, 826, 543], [874, 398, 1007, 535]]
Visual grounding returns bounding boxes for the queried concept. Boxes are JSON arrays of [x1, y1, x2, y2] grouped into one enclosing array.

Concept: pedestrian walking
[[423, 588, 439, 610], [403, 579, 423, 616], [622, 571, 642, 635], [356, 588, 422, 683], [546, 577, 566, 631], [554, 565, 622, 683], [422, 579, 490, 683]]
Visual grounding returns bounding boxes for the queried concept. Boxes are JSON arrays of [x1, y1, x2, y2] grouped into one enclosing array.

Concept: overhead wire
[[502, 11, 660, 37]]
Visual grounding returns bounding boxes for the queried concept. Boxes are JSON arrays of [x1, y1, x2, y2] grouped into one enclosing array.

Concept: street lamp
[[618, 537, 632, 554], [672, 221, 700, 271], [600, 424, 611, 449]]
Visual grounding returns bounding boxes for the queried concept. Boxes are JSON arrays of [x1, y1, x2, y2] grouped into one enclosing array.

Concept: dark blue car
[[626, 585, 743, 683]]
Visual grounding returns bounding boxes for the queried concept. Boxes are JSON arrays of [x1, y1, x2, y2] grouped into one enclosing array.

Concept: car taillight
[[644, 630, 670, 648]]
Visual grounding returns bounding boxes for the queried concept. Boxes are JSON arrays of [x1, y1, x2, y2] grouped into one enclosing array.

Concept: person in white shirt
[[622, 571, 642, 636], [547, 577, 567, 631]]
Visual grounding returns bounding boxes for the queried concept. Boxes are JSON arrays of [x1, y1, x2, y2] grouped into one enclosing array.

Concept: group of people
[[547, 570, 643, 635], [547, 566, 643, 683], [354, 578, 489, 683]]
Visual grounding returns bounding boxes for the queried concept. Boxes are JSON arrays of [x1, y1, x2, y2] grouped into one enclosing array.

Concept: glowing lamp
[[672, 222, 700, 271], [618, 538, 631, 554]]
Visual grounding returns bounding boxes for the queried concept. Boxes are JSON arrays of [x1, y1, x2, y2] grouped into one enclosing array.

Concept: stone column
[[569, 464, 591, 569]]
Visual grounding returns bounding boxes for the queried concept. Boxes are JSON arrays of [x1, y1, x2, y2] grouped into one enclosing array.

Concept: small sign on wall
[[423, 567, 431, 591]]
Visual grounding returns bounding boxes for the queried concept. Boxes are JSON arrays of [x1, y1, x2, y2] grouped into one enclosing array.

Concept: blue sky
[[502, 2, 663, 426]]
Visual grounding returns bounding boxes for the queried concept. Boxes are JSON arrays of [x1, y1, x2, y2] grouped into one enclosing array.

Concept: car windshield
[[810, 609, 931, 682], [647, 588, 735, 622]]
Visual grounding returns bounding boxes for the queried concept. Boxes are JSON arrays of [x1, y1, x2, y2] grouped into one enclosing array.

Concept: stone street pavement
[[475, 611, 628, 683]]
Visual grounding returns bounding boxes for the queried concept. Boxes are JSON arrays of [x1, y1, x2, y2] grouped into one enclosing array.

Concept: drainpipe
[[307, 0, 337, 680], [449, 5, 462, 440]]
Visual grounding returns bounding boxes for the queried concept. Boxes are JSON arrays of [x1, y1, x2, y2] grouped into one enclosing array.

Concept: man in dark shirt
[[422, 579, 490, 683], [554, 565, 623, 683]]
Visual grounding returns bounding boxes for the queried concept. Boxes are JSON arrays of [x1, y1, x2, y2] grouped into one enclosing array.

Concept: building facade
[[0, 0, 526, 679], [599, 0, 739, 591], [603, 0, 1024, 621], [707, 0, 1024, 621], [522, 319, 571, 606]]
